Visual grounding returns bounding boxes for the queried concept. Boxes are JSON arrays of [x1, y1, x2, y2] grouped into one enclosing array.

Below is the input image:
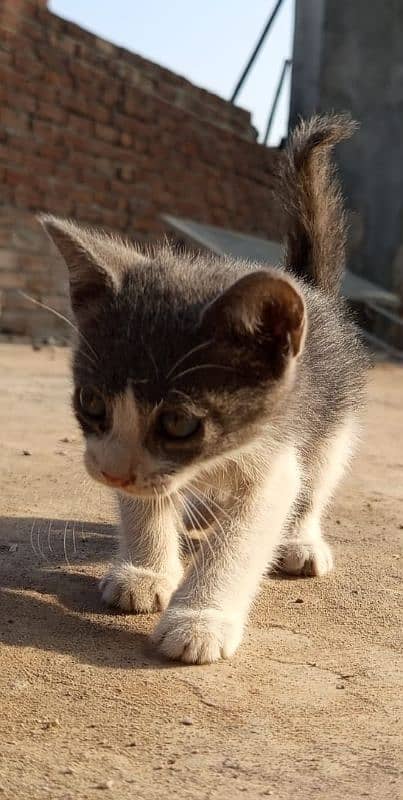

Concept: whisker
[[47, 519, 54, 554], [129, 378, 149, 386], [144, 343, 159, 380], [72, 521, 77, 555], [36, 524, 48, 561], [182, 494, 216, 562], [190, 483, 233, 522], [166, 339, 214, 380], [168, 493, 200, 594], [186, 487, 229, 549], [179, 493, 206, 578], [18, 291, 99, 365], [156, 490, 162, 531], [30, 520, 38, 558], [169, 388, 196, 405], [171, 363, 237, 383], [180, 534, 200, 599], [63, 521, 71, 567]]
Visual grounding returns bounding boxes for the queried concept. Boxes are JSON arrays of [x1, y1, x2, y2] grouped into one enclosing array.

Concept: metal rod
[[230, 0, 286, 103], [263, 58, 292, 145]]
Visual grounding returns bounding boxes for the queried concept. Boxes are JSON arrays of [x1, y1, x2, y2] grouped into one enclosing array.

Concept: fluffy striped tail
[[278, 114, 357, 295]]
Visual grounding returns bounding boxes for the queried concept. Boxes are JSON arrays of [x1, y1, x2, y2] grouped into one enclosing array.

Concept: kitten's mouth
[[97, 471, 176, 498], [117, 483, 174, 499]]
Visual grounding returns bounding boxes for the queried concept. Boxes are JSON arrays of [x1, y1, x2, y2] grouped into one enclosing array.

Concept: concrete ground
[[0, 344, 401, 800]]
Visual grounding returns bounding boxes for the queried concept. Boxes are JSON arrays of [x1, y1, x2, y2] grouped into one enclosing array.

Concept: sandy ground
[[0, 343, 401, 800]]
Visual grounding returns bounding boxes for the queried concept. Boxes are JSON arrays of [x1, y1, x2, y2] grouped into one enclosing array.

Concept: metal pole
[[263, 58, 292, 145], [230, 0, 286, 103]]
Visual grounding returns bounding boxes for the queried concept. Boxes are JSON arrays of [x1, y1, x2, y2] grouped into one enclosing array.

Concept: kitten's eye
[[159, 411, 201, 440], [79, 386, 106, 419]]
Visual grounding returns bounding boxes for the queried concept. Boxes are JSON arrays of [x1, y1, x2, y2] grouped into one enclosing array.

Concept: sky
[[49, 0, 295, 145]]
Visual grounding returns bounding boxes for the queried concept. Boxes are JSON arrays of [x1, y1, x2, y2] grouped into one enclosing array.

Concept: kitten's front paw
[[152, 607, 243, 664], [99, 562, 181, 613], [279, 538, 333, 577]]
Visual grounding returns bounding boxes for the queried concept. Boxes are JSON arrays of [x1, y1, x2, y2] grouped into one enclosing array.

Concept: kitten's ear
[[39, 215, 129, 317], [201, 270, 306, 357]]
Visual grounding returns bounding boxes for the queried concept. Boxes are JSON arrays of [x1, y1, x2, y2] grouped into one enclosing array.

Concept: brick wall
[[0, 0, 285, 338]]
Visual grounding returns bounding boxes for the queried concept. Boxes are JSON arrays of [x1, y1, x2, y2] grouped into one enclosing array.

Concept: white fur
[[100, 563, 180, 613], [151, 607, 243, 664], [280, 415, 358, 576], [100, 495, 183, 613], [153, 445, 301, 663]]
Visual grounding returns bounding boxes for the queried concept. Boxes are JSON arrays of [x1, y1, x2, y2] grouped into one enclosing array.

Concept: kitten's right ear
[[201, 270, 306, 359], [39, 215, 127, 317]]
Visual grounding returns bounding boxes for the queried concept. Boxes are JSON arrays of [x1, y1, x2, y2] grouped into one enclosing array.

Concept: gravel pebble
[[96, 780, 114, 790]]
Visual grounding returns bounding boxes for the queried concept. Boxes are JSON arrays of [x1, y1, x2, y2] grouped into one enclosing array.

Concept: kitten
[[41, 114, 367, 665]]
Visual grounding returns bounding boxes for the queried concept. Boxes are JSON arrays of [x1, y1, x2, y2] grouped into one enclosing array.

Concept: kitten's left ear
[[39, 215, 142, 318], [201, 270, 306, 358]]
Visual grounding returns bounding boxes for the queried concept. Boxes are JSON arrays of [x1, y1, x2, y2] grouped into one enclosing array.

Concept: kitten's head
[[41, 216, 306, 498]]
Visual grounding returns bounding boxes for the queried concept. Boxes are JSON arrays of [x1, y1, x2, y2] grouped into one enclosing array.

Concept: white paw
[[279, 538, 334, 577], [152, 607, 243, 664], [99, 562, 181, 613]]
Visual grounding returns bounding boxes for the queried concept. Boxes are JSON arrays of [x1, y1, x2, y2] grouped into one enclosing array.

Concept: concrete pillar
[[290, 0, 403, 294]]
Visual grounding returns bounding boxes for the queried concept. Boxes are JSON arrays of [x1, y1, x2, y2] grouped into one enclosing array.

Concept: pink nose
[[101, 471, 133, 488]]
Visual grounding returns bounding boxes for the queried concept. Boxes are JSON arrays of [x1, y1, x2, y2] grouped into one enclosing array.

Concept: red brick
[[90, 138, 123, 159], [57, 35, 79, 58], [79, 172, 110, 194], [68, 114, 94, 137], [44, 70, 73, 90], [0, 271, 26, 288], [0, 249, 19, 269], [117, 165, 134, 182], [89, 157, 116, 178], [95, 123, 119, 144], [36, 142, 66, 162], [37, 101, 67, 124], [14, 186, 42, 208], [91, 104, 111, 125], [59, 91, 92, 116], [104, 86, 121, 106], [33, 119, 63, 142], [5, 168, 26, 186], [73, 204, 103, 224], [70, 60, 103, 85], [2, 107, 30, 132], [99, 208, 128, 229], [120, 132, 132, 148], [74, 186, 95, 205], [61, 131, 88, 154]]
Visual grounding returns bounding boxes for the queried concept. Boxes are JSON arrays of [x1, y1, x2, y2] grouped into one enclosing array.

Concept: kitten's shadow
[[0, 515, 297, 670], [0, 515, 183, 671]]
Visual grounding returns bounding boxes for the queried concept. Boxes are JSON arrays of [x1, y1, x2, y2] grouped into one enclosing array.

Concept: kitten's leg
[[100, 495, 183, 613], [153, 446, 300, 664], [279, 416, 357, 577]]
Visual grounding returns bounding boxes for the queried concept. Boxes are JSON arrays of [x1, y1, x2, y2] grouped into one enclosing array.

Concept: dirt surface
[[0, 343, 401, 799]]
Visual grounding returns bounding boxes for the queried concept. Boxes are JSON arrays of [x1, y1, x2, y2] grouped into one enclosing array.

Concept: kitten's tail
[[278, 113, 357, 295]]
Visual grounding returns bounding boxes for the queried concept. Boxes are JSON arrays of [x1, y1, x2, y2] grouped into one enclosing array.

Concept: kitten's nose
[[101, 471, 134, 488]]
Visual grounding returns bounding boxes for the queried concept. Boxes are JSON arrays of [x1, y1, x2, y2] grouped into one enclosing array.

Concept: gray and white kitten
[[41, 115, 367, 665]]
